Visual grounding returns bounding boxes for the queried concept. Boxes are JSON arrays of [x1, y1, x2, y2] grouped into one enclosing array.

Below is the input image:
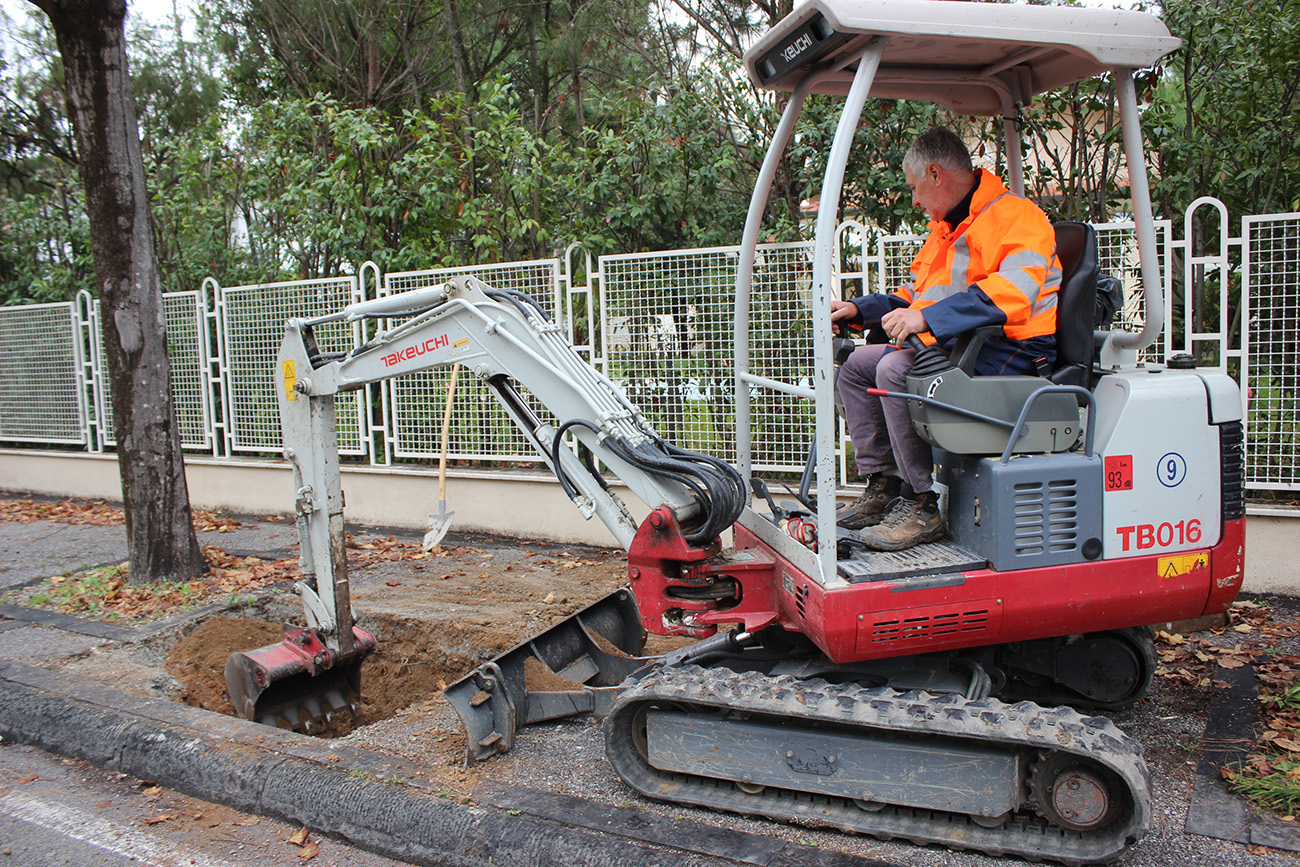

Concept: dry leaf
[[286, 827, 310, 846], [297, 841, 320, 861], [1218, 657, 1246, 669], [1273, 737, 1300, 753], [141, 814, 174, 825]]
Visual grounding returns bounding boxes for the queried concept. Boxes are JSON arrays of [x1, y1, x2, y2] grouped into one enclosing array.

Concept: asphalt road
[[0, 743, 409, 867]]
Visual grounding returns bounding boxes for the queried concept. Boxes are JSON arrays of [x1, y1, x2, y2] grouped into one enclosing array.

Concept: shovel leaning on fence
[[423, 362, 460, 550]]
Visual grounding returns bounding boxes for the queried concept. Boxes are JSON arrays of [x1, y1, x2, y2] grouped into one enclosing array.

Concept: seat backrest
[[1049, 221, 1100, 387]]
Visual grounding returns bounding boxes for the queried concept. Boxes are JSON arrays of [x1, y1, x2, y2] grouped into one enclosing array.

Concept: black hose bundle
[[550, 420, 746, 546]]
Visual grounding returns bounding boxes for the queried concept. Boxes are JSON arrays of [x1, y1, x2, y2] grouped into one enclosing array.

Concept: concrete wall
[[0, 449, 638, 547], [2, 449, 1295, 594]]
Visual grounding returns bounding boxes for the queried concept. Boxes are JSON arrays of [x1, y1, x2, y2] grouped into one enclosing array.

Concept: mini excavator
[[227, 3, 1245, 863]]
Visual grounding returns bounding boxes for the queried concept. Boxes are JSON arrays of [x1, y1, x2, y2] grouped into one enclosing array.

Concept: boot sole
[[836, 513, 888, 531], [856, 523, 946, 552]]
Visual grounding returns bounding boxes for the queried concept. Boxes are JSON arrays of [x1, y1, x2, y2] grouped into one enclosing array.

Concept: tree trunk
[[32, 0, 206, 584]]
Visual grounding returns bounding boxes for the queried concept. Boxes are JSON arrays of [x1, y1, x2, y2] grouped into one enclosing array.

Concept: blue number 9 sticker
[[1157, 452, 1187, 487]]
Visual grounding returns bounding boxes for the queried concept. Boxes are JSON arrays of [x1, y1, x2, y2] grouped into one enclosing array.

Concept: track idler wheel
[[1030, 752, 1125, 832]]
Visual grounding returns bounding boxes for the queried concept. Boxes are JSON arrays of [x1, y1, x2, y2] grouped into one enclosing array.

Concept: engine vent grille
[[1008, 477, 1082, 557], [1220, 420, 1246, 521], [863, 600, 999, 650], [794, 583, 810, 619]]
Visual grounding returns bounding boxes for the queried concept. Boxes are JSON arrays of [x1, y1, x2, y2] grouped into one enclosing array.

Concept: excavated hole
[[164, 613, 518, 736]]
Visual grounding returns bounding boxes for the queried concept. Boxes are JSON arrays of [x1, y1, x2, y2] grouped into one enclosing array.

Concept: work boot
[[855, 493, 945, 551], [835, 475, 901, 530]]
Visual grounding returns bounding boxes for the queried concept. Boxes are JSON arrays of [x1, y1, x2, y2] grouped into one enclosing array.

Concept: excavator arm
[[228, 276, 748, 732]]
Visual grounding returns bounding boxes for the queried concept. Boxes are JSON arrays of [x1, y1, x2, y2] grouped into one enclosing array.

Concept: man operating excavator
[[831, 127, 1062, 550]]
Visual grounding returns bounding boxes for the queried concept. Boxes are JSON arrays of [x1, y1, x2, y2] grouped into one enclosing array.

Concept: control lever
[[750, 477, 787, 522], [904, 333, 955, 377]]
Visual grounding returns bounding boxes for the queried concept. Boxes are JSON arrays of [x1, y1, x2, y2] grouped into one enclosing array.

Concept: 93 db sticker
[[1105, 455, 1133, 491]]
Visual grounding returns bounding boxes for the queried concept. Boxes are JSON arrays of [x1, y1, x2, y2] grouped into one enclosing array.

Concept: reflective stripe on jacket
[[897, 169, 1060, 341]]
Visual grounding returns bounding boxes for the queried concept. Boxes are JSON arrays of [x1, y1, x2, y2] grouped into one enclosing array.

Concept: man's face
[[905, 163, 948, 222]]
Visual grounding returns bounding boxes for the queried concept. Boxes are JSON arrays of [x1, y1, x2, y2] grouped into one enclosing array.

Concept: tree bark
[[31, 0, 206, 584]]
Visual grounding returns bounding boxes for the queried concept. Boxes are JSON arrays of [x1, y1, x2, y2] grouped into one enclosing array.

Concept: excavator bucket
[[225, 624, 377, 734], [445, 587, 651, 764]]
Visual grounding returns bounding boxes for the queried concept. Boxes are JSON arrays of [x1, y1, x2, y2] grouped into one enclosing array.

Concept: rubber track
[[605, 664, 1151, 865]]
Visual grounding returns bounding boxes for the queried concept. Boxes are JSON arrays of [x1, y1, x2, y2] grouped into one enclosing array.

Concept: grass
[[5, 563, 210, 623], [1223, 653, 1300, 818]]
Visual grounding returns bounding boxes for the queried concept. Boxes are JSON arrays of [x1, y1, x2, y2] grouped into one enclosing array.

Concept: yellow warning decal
[[452, 336, 471, 357], [282, 359, 297, 402], [1159, 551, 1208, 579]]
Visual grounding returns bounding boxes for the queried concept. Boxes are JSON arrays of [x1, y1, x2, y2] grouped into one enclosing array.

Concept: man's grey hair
[[903, 128, 974, 177]]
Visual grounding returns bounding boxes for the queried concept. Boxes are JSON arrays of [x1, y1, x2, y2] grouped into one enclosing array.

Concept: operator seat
[[947, 221, 1100, 388], [1048, 221, 1100, 388], [907, 222, 1101, 456]]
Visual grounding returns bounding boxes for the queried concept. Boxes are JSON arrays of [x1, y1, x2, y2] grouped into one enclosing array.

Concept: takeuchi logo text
[[382, 334, 449, 367]]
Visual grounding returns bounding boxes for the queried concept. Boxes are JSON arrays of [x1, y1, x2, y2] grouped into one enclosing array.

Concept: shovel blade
[[422, 508, 454, 551], [225, 624, 376, 735]]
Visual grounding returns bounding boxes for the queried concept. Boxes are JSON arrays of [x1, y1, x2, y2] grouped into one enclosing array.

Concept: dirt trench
[[161, 534, 632, 747]]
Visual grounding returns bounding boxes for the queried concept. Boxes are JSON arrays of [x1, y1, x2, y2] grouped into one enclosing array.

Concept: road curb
[[0, 659, 888, 867]]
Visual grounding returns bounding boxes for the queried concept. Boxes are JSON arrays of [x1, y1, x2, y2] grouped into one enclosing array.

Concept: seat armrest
[[948, 324, 1004, 373]]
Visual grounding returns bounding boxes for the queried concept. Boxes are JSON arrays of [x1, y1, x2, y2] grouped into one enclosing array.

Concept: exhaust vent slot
[[858, 599, 1001, 653]]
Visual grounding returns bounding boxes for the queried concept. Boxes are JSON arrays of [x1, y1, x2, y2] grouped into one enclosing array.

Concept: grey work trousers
[[836, 343, 934, 494]]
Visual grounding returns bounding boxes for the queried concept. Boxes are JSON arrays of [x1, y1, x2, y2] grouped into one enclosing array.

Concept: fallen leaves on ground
[[285, 827, 319, 861], [1162, 600, 1300, 817], [1, 547, 299, 624], [345, 533, 450, 566], [0, 496, 249, 533]]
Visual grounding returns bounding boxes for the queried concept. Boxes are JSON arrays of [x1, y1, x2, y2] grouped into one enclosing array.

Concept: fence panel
[[382, 261, 561, 464], [1243, 213, 1300, 491], [218, 276, 364, 456], [0, 301, 85, 445], [0, 201, 1296, 499], [601, 242, 817, 474], [91, 292, 212, 451]]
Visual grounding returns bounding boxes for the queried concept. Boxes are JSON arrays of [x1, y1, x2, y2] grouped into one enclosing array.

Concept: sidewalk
[[0, 501, 877, 867], [2, 496, 1299, 867]]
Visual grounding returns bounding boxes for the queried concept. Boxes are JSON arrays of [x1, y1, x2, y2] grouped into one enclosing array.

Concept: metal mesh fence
[[1244, 214, 1300, 490], [0, 207, 1294, 496], [382, 261, 561, 463], [93, 292, 211, 450], [599, 243, 818, 473], [1093, 221, 1173, 361], [219, 277, 364, 455], [0, 302, 84, 445], [877, 235, 925, 293]]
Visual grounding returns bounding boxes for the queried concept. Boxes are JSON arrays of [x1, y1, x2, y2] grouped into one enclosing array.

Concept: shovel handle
[[438, 363, 461, 501]]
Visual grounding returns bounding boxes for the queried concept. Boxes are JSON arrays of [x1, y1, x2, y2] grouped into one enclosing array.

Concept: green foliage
[[1146, 0, 1300, 217], [6, 0, 1300, 308]]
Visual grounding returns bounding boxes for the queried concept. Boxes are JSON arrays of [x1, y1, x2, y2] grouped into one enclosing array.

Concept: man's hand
[[831, 299, 864, 334], [880, 307, 928, 343]]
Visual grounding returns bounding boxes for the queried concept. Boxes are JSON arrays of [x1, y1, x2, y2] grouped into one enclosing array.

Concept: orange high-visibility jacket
[[899, 169, 1060, 342]]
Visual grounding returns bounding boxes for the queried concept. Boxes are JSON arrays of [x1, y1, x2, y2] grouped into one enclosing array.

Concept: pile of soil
[[164, 614, 524, 723], [166, 618, 283, 715]]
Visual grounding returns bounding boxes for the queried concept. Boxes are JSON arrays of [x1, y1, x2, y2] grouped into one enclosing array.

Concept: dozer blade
[[226, 623, 377, 735], [445, 587, 651, 764]]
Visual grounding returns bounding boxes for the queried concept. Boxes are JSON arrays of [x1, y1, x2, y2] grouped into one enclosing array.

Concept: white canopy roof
[[744, 0, 1180, 115]]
